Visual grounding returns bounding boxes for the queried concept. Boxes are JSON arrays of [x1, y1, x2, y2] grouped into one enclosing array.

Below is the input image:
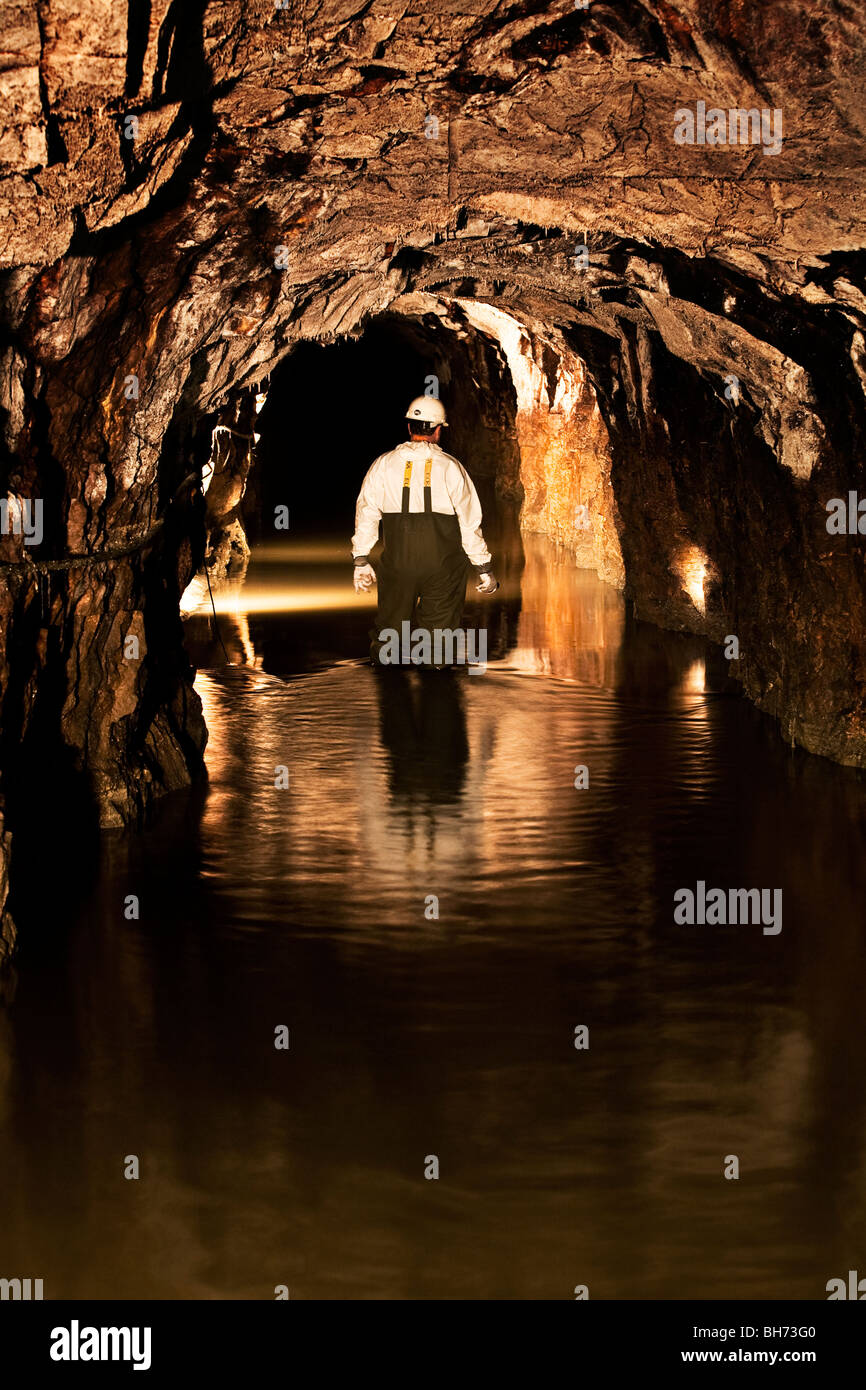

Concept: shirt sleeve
[[352, 458, 384, 558], [444, 458, 493, 568]]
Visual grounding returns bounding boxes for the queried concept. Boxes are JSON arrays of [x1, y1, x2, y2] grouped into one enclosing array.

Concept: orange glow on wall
[[676, 545, 708, 615]]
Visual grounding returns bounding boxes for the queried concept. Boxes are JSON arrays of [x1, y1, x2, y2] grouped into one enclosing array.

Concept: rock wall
[[453, 299, 624, 586]]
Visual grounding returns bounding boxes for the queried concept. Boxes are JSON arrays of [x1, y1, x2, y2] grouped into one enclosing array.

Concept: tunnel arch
[[245, 307, 525, 554], [169, 234, 866, 793], [198, 289, 625, 597], [192, 243, 854, 676]]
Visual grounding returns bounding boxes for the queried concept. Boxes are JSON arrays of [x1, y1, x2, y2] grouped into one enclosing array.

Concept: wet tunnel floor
[[2, 537, 866, 1299]]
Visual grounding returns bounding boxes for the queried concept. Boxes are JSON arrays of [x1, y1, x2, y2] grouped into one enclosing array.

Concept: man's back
[[352, 440, 491, 568], [362, 440, 466, 515]]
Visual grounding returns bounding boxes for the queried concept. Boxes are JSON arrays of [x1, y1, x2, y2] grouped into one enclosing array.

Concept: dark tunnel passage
[[182, 309, 531, 676], [248, 314, 520, 545]]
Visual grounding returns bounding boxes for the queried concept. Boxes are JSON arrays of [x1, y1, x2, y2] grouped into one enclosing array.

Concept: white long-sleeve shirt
[[352, 440, 493, 568]]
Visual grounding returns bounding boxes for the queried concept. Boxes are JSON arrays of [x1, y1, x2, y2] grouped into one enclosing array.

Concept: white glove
[[476, 570, 500, 594], [354, 562, 376, 593]]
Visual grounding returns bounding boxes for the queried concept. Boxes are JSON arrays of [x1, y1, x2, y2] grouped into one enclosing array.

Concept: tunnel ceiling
[[1, 0, 866, 889], [3, 0, 866, 450]]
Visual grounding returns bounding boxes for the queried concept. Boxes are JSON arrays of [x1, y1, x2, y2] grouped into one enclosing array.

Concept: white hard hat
[[405, 395, 447, 426]]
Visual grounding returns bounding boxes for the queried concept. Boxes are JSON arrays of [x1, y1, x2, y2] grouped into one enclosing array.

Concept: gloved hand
[[476, 570, 500, 594], [354, 562, 376, 593]]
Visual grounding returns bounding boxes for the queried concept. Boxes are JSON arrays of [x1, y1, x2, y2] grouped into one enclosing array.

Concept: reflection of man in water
[[375, 669, 469, 807]]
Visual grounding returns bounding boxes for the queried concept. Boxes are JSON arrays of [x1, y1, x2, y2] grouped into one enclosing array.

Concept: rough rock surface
[[454, 299, 624, 585], [203, 387, 260, 583], [1, 1, 866, 957]]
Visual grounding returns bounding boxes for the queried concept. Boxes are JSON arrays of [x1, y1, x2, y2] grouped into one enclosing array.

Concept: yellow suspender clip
[[405, 455, 433, 511], [402, 457, 433, 505]]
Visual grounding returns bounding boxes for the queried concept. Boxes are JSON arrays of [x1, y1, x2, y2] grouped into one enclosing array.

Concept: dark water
[[2, 536, 865, 1300]]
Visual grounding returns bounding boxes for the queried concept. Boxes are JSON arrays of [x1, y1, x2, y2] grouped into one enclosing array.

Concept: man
[[352, 396, 499, 664]]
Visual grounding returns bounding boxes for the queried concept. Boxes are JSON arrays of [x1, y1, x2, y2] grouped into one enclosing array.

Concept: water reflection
[[375, 670, 469, 807], [1, 538, 865, 1299], [183, 532, 623, 682], [500, 536, 625, 682]]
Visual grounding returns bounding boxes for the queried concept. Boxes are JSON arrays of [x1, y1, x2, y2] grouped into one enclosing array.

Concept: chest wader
[[372, 455, 470, 664]]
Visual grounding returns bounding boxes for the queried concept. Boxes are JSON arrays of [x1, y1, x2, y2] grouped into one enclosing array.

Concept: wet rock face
[[452, 301, 624, 587], [0, 0, 864, 879]]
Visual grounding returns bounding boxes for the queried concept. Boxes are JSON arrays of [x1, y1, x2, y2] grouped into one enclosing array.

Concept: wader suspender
[[401, 457, 434, 514]]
